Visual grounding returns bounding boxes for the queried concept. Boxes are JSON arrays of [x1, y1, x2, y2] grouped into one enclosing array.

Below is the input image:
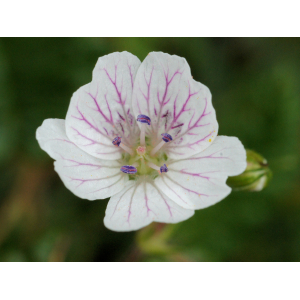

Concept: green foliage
[[0, 38, 299, 261]]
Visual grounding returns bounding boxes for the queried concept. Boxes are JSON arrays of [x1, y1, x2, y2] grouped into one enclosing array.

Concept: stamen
[[112, 136, 121, 146], [147, 162, 160, 172], [147, 162, 168, 174], [119, 143, 134, 156], [160, 164, 168, 173], [150, 133, 173, 156], [137, 114, 151, 146], [161, 133, 173, 143], [137, 114, 151, 125], [120, 165, 137, 174], [112, 137, 134, 155]]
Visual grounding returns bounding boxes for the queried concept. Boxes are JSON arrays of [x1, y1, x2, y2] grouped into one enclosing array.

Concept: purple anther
[[161, 133, 173, 143], [137, 114, 151, 125], [120, 165, 137, 174], [160, 164, 168, 173], [112, 136, 122, 146]]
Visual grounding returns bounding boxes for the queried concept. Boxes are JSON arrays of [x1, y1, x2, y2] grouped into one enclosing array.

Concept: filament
[[150, 140, 165, 156], [119, 143, 134, 155], [147, 162, 161, 171], [140, 123, 146, 146]]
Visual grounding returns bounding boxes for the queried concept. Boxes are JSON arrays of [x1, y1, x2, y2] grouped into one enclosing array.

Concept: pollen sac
[[160, 164, 168, 173], [120, 165, 137, 174], [112, 136, 122, 146], [137, 114, 151, 125], [161, 133, 173, 143]]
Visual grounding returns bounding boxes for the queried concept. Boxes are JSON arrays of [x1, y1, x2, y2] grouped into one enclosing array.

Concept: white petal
[[36, 119, 127, 200], [65, 52, 141, 160], [132, 52, 218, 159], [155, 136, 247, 209], [104, 180, 194, 232]]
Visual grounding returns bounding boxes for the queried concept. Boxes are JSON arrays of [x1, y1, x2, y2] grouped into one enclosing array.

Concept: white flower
[[36, 52, 246, 232]]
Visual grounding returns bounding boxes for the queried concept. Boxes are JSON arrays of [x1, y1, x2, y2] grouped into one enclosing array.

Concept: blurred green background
[[0, 37, 299, 262]]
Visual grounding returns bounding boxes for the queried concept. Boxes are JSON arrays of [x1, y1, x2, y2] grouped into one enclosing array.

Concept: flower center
[[136, 146, 146, 156], [112, 115, 173, 177]]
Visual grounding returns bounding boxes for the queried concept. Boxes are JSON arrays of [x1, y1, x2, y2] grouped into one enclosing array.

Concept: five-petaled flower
[[36, 52, 246, 232]]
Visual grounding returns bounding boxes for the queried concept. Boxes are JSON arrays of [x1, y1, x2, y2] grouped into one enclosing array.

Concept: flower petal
[[104, 180, 194, 232], [65, 52, 141, 160], [132, 52, 218, 159], [155, 136, 247, 209], [36, 119, 127, 200]]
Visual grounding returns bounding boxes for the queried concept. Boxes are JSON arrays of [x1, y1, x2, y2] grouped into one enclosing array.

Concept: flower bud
[[227, 150, 272, 191]]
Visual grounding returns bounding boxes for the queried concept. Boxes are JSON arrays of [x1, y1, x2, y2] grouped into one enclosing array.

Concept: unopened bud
[[227, 150, 272, 191]]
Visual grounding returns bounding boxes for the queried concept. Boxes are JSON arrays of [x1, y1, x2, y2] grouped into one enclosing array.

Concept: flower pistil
[[116, 115, 171, 176]]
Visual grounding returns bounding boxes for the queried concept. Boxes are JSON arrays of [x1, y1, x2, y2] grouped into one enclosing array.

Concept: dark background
[[0, 37, 299, 261]]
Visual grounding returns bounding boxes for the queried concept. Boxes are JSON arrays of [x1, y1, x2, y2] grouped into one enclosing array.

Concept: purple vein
[[165, 175, 209, 197], [71, 127, 115, 147], [110, 185, 134, 220], [72, 106, 108, 139], [68, 173, 120, 189], [87, 90, 113, 125], [128, 64, 134, 88], [171, 98, 211, 143], [160, 176, 188, 204], [171, 123, 184, 129], [170, 131, 214, 150], [144, 182, 156, 217], [104, 94, 113, 123], [169, 168, 218, 183], [58, 153, 117, 169], [151, 183, 173, 218], [139, 68, 154, 131], [50, 138, 75, 145], [102, 67, 132, 134], [88, 176, 123, 194], [168, 147, 232, 164], [166, 82, 199, 132], [156, 69, 182, 134], [126, 183, 140, 225]]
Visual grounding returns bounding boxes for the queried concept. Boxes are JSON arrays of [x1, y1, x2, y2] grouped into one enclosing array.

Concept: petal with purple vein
[[36, 119, 127, 200], [66, 52, 141, 160], [104, 180, 194, 232], [132, 52, 218, 159], [155, 136, 247, 209]]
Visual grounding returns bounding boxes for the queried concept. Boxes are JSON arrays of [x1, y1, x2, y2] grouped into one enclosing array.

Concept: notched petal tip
[[103, 182, 195, 232], [65, 51, 142, 161], [132, 50, 219, 160]]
